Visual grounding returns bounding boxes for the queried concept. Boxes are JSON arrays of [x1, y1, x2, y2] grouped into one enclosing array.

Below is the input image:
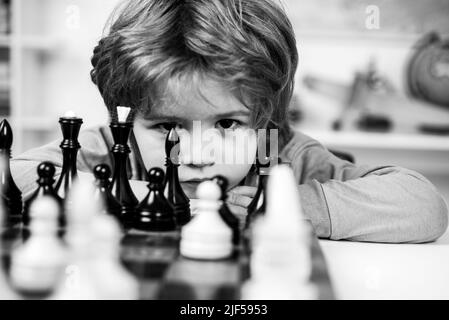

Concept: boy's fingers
[[227, 204, 247, 220], [228, 186, 257, 198], [227, 191, 252, 208]]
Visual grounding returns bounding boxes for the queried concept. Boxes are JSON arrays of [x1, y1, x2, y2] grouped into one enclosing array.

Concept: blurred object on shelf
[[418, 123, 449, 135], [332, 58, 395, 132], [356, 114, 392, 132], [303, 76, 348, 103], [303, 58, 449, 135], [406, 32, 449, 109], [0, 0, 11, 34], [287, 93, 303, 126]]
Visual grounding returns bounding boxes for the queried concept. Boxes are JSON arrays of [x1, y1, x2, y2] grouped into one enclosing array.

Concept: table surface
[[319, 229, 449, 299], [5, 220, 449, 300]]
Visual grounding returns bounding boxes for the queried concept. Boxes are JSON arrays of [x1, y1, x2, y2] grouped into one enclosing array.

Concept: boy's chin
[[181, 182, 200, 199]]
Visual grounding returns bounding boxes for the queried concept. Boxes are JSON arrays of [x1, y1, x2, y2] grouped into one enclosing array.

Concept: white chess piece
[[50, 179, 102, 300], [88, 214, 139, 300], [242, 165, 318, 300], [180, 180, 233, 260], [10, 196, 67, 297], [65, 178, 102, 248]]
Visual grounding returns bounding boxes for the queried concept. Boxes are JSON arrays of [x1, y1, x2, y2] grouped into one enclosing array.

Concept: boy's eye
[[216, 119, 242, 130], [154, 122, 179, 131]]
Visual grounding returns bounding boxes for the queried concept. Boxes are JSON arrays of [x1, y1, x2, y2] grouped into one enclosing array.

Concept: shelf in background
[[301, 130, 449, 152], [0, 35, 58, 51]]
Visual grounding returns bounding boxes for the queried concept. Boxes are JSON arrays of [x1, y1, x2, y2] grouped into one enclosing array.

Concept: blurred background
[[0, 0, 448, 202]]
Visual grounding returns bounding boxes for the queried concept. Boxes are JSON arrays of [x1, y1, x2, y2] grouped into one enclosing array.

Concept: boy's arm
[[285, 134, 448, 243]]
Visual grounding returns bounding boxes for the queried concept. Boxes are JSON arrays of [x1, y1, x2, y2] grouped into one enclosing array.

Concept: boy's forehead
[[146, 77, 249, 120]]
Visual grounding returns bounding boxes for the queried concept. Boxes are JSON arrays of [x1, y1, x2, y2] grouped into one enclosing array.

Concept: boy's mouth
[[181, 178, 212, 197]]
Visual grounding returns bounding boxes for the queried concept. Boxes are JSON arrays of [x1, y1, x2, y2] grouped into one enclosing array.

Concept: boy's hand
[[226, 186, 257, 223]]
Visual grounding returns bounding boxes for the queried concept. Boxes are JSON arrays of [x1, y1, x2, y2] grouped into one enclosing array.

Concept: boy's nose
[[181, 152, 215, 168], [179, 132, 216, 168]]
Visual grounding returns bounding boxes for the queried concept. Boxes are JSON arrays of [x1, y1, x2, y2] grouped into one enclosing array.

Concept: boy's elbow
[[422, 191, 448, 242], [410, 189, 448, 243]]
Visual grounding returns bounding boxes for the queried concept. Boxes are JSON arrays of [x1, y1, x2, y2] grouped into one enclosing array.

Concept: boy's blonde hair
[[90, 0, 298, 147]]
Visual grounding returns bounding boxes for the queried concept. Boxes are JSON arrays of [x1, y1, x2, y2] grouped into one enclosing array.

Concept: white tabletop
[[319, 230, 449, 299]]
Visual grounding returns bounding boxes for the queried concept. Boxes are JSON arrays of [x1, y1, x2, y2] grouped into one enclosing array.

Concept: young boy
[[11, 0, 448, 243]]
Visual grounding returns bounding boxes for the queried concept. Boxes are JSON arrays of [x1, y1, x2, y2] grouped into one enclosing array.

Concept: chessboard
[[1, 223, 335, 300]]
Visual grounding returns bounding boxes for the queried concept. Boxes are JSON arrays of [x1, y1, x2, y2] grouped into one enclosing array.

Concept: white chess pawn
[[242, 165, 317, 300], [87, 214, 139, 300], [10, 196, 67, 297], [180, 180, 233, 260]]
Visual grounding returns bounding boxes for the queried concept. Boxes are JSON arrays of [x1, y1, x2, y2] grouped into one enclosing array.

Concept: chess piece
[[54, 111, 83, 200], [164, 127, 190, 226], [65, 178, 102, 246], [134, 167, 176, 232], [180, 180, 233, 260], [109, 106, 138, 228], [23, 162, 63, 229], [245, 155, 270, 228], [87, 214, 139, 300], [10, 196, 67, 299], [245, 156, 283, 228], [93, 164, 122, 220], [0, 180, 19, 300], [0, 119, 23, 226], [51, 179, 103, 300], [212, 175, 240, 245], [241, 165, 317, 300]]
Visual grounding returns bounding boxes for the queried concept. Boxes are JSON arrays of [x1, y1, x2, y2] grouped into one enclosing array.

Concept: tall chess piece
[[54, 111, 83, 199], [242, 165, 317, 300], [93, 164, 122, 220], [24, 162, 63, 229], [0, 119, 22, 226], [212, 175, 240, 245], [163, 128, 190, 226], [109, 107, 138, 228], [245, 155, 271, 228], [134, 167, 176, 232]]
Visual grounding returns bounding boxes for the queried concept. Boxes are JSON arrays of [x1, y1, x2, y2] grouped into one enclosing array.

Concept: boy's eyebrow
[[148, 111, 250, 121], [216, 111, 250, 118]]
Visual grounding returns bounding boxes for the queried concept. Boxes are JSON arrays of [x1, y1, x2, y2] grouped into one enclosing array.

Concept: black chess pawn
[[23, 162, 63, 229], [109, 120, 139, 228], [0, 119, 22, 226], [54, 114, 83, 199], [164, 128, 190, 226], [212, 175, 240, 245], [93, 164, 122, 220], [134, 167, 176, 232]]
